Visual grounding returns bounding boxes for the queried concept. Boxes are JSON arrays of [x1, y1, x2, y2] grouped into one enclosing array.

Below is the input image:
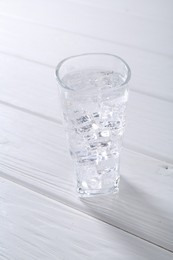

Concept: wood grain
[[1, 177, 173, 260], [0, 54, 173, 162], [0, 104, 173, 251], [0, 0, 173, 256], [0, 0, 172, 56], [0, 15, 173, 102]]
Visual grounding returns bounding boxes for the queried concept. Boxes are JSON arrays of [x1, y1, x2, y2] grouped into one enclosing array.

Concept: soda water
[[61, 69, 128, 196]]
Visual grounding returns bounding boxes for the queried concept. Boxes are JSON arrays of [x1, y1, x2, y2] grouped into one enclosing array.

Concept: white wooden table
[[0, 1, 173, 259]]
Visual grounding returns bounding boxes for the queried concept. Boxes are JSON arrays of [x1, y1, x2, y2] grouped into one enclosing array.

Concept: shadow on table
[[80, 175, 172, 252]]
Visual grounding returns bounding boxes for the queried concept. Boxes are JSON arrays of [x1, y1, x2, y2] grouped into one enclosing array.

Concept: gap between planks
[[0, 12, 172, 60], [1, 14, 173, 102], [0, 102, 172, 251], [0, 89, 173, 165], [0, 170, 172, 254], [0, 49, 173, 105]]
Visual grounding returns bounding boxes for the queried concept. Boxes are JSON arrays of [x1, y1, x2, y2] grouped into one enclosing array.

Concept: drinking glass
[[55, 53, 131, 197]]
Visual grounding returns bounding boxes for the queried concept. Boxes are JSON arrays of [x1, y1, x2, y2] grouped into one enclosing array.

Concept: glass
[[55, 53, 131, 197]]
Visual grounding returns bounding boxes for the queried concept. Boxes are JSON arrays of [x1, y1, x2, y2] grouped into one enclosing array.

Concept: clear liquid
[[61, 70, 128, 196]]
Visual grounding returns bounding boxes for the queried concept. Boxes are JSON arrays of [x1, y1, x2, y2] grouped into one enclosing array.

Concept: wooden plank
[[0, 54, 61, 121], [67, 0, 173, 24], [1, 177, 172, 260], [0, 54, 173, 162], [0, 1, 172, 56], [0, 104, 173, 251], [0, 15, 173, 102]]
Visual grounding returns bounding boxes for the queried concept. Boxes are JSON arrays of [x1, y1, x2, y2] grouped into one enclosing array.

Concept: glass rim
[[55, 53, 131, 90]]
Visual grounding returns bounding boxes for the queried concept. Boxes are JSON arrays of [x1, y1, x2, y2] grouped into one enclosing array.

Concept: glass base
[[77, 185, 119, 198]]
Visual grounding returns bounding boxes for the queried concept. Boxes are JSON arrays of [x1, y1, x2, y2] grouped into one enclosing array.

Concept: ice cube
[[99, 130, 110, 138]]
